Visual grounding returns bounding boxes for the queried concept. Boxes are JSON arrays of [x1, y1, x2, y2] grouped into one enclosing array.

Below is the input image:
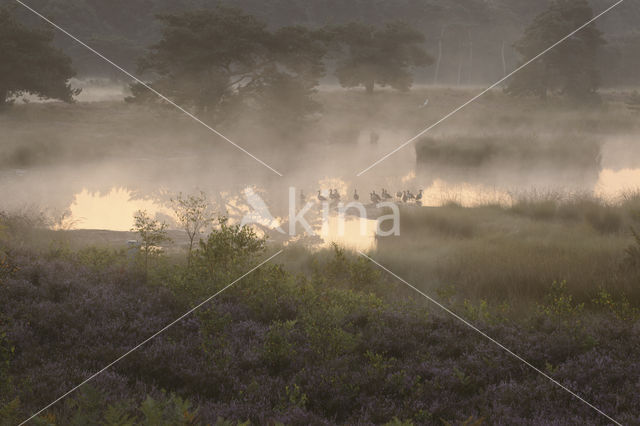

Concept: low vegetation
[[1, 206, 639, 424], [376, 194, 640, 307]]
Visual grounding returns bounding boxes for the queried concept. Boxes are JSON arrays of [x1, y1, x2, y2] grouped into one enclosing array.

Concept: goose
[[406, 190, 416, 201], [396, 190, 403, 199], [317, 190, 327, 202], [401, 191, 409, 203], [370, 191, 382, 204], [330, 189, 341, 202], [382, 189, 392, 200], [416, 189, 423, 202], [353, 189, 359, 201]]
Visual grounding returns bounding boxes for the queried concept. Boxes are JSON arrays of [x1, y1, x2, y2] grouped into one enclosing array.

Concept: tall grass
[[375, 196, 640, 308]]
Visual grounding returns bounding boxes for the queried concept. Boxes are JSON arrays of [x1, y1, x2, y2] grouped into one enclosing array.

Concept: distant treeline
[[12, 0, 640, 86]]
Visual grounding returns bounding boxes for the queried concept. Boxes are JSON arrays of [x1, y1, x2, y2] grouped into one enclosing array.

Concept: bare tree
[[131, 210, 171, 279], [172, 191, 214, 266]]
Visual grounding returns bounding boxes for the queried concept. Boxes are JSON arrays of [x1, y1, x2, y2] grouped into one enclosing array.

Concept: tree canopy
[[505, 0, 605, 100], [0, 7, 79, 108], [130, 7, 326, 124], [330, 22, 433, 93]]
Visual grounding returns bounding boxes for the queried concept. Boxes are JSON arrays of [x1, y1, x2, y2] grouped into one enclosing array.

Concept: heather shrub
[[2, 241, 640, 424], [261, 320, 297, 373], [1, 322, 20, 426], [0, 398, 21, 426], [0, 249, 17, 280], [0, 210, 48, 248], [0, 330, 14, 409]]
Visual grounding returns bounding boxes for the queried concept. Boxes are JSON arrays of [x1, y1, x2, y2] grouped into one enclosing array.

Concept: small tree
[[194, 217, 265, 284], [0, 7, 80, 108], [131, 210, 171, 279], [171, 191, 214, 266], [505, 0, 605, 101], [330, 21, 433, 94]]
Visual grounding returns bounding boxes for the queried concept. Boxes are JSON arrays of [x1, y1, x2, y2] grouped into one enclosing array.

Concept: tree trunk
[[187, 239, 194, 267], [365, 80, 374, 94]]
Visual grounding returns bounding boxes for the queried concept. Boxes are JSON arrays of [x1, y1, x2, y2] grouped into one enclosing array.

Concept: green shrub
[[31, 387, 199, 426], [139, 393, 198, 425], [0, 398, 21, 426], [194, 217, 265, 284], [460, 299, 510, 324], [538, 280, 584, 319], [262, 320, 297, 373], [591, 289, 639, 321], [74, 246, 128, 270], [312, 244, 385, 292]]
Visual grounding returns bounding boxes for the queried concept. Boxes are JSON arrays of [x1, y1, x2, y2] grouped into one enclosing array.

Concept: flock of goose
[[313, 188, 424, 205]]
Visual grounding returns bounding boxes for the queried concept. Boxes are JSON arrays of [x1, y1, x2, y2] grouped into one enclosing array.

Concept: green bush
[[591, 289, 639, 321], [262, 320, 297, 373], [30, 387, 199, 426], [74, 246, 128, 271], [311, 244, 386, 293], [538, 280, 584, 319], [193, 217, 266, 285]]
